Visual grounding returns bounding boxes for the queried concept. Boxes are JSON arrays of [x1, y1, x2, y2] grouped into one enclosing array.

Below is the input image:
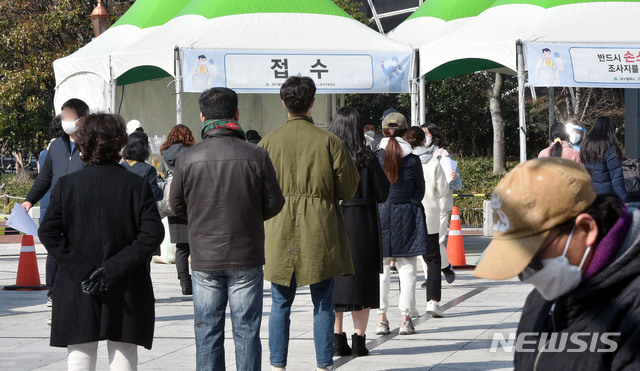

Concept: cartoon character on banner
[[535, 48, 564, 86], [381, 57, 405, 93], [191, 55, 217, 91]]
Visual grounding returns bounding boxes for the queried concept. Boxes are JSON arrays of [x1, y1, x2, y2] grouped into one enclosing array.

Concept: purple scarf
[[582, 205, 632, 283]]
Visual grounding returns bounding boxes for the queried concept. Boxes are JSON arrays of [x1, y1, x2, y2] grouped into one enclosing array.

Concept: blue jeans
[[192, 267, 263, 371], [269, 274, 334, 368]]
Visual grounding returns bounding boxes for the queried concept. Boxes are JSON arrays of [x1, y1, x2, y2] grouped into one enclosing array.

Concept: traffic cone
[[446, 206, 475, 269], [3, 235, 46, 291]]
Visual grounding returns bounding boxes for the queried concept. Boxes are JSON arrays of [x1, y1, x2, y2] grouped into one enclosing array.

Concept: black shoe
[[351, 333, 369, 357], [442, 265, 456, 284], [390, 266, 398, 274], [420, 280, 428, 288], [334, 332, 352, 357]]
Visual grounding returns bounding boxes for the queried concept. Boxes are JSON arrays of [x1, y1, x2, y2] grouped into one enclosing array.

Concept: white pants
[[377, 257, 416, 316], [67, 340, 138, 371], [438, 210, 451, 268]]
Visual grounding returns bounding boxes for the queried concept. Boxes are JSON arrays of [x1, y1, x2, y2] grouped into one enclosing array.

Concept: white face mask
[[519, 227, 591, 301], [569, 132, 581, 145], [365, 130, 375, 138], [61, 118, 80, 135], [425, 136, 432, 147]]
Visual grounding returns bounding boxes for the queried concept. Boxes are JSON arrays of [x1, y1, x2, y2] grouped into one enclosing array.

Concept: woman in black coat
[[160, 124, 196, 295], [39, 113, 165, 370], [329, 107, 390, 357]]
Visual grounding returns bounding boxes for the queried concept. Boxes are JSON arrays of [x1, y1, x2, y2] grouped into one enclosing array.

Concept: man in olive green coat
[[259, 76, 360, 371]]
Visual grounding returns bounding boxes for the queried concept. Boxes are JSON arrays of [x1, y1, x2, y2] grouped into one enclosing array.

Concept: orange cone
[[446, 207, 475, 269], [3, 235, 46, 291]]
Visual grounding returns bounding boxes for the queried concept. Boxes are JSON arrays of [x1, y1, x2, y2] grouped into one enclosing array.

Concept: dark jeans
[[46, 254, 58, 297], [175, 243, 191, 284], [422, 233, 442, 301]]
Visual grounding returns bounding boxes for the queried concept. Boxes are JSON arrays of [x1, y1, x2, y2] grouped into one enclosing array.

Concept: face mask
[[425, 136, 432, 147], [519, 227, 591, 301], [569, 132, 581, 144], [61, 118, 80, 135], [365, 131, 375, 138]]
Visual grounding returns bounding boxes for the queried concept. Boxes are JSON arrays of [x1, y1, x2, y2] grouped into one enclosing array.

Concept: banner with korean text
[[181, 49, 412, 93], [526, 42, 640, 88]]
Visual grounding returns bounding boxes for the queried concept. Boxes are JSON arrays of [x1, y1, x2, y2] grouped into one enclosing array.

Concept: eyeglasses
[[527, 231, 563, 271]]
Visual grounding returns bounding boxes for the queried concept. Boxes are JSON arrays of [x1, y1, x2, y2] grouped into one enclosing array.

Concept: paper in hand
[[439, 156, 458, 184], [6, 203, 39, 237]]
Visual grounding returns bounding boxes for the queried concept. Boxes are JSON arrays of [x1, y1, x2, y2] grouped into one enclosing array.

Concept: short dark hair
[[542, 48, 551, 53], [75, 113, 128, 165], [198, 87, 238, 120], [280, 76, 316, 115], [122, 132, 151, 162], [61, 98, 90, 117], [49, 115, 64, 139]]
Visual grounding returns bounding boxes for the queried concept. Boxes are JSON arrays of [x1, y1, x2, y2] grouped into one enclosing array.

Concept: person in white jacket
[[405, 127, 449, 317], [422, 123, 462, 285]]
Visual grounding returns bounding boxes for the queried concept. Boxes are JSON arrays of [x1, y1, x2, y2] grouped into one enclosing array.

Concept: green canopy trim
[[176, 0, 350, 20], [423, 58, 505, 81], [113, 0, 192, 29], [117, 66, 171, 86]]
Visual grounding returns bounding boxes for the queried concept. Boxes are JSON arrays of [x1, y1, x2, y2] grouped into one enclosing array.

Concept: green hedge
[[0, 173, 34, 214], [453, 157, 518, 227]]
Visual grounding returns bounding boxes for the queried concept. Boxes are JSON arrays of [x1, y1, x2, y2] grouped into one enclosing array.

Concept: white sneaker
[[399, 319, 415, 335], [426, 300, 444, 318], [271, 367, 286, 371], [375, 321, 390, 335], [317, 366, 333, 371], [46, 297, 52, 307]]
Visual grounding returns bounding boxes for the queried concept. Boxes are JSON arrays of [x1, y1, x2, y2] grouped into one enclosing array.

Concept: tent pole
[[339, 94, 345, 109], [517, 42, 527, 162], [175, 47, 183, 126], [331, 94, 337, 118], [109, 57, 116, 113], [419, 75, 426, 126], [410, 50, 419, 126]]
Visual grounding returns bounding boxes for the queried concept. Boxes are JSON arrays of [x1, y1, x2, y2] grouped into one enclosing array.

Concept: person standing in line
[[160, 124, 196, 295], [538, 122, 581, 163], [38, 113, 165, 370], [375, 112, 427, 336], [170, 87, 284, 371], [580, 116, 630, 203], [566, 121, 586, 151], [23, 98, 89, 312], [405, 126, 449, 318], [421, 123, 460, 284], [258, 76, 360, 371], [121, 131, 164, 202], [329, 107, 390, 357]]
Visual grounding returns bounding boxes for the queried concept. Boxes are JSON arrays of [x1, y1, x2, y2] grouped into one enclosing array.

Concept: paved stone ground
[[0, 235, 531, 370]]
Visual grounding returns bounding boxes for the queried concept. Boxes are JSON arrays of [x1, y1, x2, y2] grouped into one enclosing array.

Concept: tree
[[332, 0, 370, 25], [489, 73, 506, 175], [0, 0, 132, 170]]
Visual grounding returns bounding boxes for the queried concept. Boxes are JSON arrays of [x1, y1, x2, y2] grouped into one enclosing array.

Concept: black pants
[[175, 243, 191, 284], [46, 254, 58, 297], [422, 233, 442, 301]]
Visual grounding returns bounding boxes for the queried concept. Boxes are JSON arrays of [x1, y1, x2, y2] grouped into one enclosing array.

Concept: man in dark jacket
[[474, 158, 640, 370], [170, 87, 284, 371], [23, 98, 89, 309]]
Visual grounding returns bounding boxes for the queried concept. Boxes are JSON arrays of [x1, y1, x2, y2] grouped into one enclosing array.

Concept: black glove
[[81, 267, 112, 295]]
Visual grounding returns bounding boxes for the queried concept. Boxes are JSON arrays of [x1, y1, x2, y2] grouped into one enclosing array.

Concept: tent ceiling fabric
[[390, 0, 640, 81]]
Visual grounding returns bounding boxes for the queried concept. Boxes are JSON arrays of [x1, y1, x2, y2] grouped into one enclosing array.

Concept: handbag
[[157, 158, 176, 218]]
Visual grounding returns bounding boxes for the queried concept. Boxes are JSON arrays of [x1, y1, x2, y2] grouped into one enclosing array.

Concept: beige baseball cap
[[381, 112, 408, 129], [473, 157, 596, 280]]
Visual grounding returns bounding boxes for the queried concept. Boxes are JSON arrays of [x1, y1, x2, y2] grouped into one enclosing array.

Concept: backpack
[[157, 158, 176, 218], [622, 158, 640, 200]]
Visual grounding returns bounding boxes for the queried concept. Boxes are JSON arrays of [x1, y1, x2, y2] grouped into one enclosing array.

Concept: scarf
[[582, 205, 633, 283], [201, 119, 246, 140]]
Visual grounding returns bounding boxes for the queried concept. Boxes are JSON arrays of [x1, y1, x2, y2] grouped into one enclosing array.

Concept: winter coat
[[170, 128, 285, 272], [26, 134, 85, 208], [431, 146, 462, 213], [514, 206, 640, 370], [258, 115, 360, 287], [120, 160, 163, 201], [584, 147, 630, 203], [38, 162, 165, 349], [413, 146, 449, 234], [161, 143, 189, 244], [333, 156, 390, 308], [538, 141, 582, 163], [377, 137, 428, 257]]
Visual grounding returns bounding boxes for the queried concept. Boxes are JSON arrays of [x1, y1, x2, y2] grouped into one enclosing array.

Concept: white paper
[[439, 156, 458, 184], [6, 203, 39, 237]]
